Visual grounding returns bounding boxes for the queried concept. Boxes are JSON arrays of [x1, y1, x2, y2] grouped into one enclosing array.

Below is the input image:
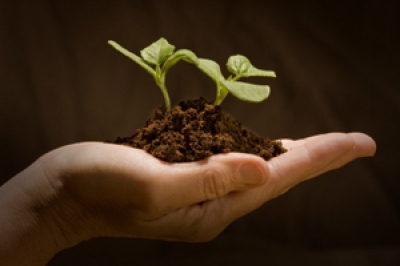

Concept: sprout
[[197, 55, 276, 105], [108, 38, 198, 110], [108, 38, 276, 110]]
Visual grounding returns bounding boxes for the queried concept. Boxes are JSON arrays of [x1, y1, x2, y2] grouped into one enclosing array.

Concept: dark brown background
[[0, 0, 399, 265]]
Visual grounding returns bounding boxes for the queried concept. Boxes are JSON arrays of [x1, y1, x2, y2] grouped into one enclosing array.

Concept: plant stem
[[158, 82, 171, 111], [231, 75, 241, 81], [214, 83, 228, 105], [155, 68, 171, 111]]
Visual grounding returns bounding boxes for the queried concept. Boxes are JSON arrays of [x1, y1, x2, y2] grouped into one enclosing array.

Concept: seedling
[[108, 38, 197, 111], [108, 38, 276, 110]]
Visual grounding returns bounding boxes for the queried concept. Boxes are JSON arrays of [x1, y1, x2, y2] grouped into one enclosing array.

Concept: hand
[[0, 132, 376, 265]]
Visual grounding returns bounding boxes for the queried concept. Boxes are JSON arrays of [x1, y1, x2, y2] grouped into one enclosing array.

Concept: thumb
[[154, 153, 269, 210]]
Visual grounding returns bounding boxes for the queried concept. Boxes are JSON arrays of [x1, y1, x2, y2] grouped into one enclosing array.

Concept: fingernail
[[237, 163, 266, 186]]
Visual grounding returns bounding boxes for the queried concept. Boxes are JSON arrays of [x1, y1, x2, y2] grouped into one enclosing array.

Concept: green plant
[[108, 38, 276, 110], [108, 38, 197, 111]]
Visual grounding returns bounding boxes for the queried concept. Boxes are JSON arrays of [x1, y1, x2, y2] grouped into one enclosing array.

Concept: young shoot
[[108, 38, 198, 110], [108, 38, 276, 109], [197, 55, 276, 105]]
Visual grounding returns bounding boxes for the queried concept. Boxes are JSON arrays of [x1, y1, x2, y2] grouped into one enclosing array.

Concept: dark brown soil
[[113, 98, 286, 162]]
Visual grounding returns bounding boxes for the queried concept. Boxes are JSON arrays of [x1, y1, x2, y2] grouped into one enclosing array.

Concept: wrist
[[0, 155, 92, 265]]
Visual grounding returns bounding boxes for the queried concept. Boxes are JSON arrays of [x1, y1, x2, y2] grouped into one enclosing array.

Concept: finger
[[208, 132, 376, 224], [280, 139, 300, 149], [151, 152, 270, 212], [308, 132, 376, 177], [269, 132, 375, 195]]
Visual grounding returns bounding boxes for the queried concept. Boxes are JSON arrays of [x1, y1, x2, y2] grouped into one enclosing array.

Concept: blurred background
[[0, 0, 399, 265]]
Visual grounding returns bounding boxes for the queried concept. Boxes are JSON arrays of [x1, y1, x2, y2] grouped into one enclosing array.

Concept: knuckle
[[202, 168, 231, 201]]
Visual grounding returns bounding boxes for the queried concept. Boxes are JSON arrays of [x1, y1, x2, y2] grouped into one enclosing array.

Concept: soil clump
[[113, 97, 286, 162]]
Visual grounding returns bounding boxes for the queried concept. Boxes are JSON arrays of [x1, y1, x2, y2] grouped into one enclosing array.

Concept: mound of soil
[[113, 97, 286, 162]]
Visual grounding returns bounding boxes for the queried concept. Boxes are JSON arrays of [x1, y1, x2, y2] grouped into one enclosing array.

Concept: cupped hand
[[37, 132, 375, 249]]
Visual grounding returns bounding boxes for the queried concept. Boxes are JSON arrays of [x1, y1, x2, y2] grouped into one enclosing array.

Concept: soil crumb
[[113, 97, 286, 162]]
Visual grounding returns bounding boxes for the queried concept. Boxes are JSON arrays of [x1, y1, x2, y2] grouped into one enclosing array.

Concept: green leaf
[[221, 80, 271, 102], [163, 49, 199, 73], [140, 38, 175, 66], [108, 40, 155, 77], [196, 58, 224, 83], [227, 55, 276, 78], [197, 59, 230, 105]]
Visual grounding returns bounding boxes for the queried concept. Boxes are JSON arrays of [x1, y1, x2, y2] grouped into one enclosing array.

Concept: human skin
[[0, 132, 376, 266]]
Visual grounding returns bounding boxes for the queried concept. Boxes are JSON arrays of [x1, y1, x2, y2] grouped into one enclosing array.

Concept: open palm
[[39, 132, 375, 245]]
